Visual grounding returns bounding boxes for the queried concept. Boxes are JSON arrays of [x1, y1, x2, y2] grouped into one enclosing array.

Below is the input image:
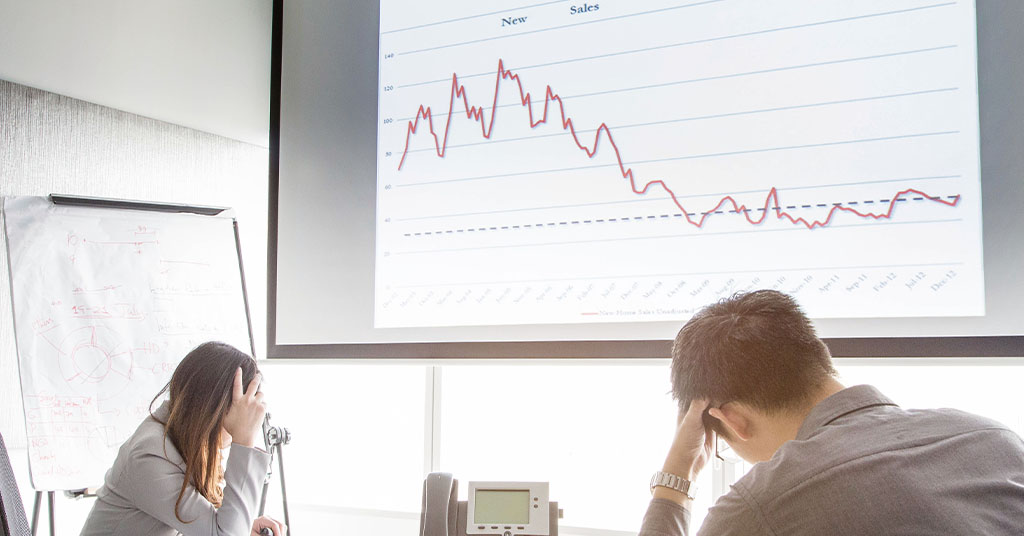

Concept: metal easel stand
[[31, 488, 95, 535], [31, 487, 97, 532], [258, 413, 292, 535], [30, 491, 55, 536]]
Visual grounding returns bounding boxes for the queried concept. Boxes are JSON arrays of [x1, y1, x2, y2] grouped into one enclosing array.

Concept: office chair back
[[0, 430, 30, 536]]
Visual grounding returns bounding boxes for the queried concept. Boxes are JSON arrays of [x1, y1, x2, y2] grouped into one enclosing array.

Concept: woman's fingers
[[254, 391, 267, 411], [251, 517, 268, 536], [255, 392, 268, 416], [251, 515, 286, 536], [246, 372, 262, 398], [232, 368, 244, 401], [224, 369, 268, 448]]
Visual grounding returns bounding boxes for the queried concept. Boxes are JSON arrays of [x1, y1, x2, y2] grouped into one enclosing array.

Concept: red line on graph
[[397, 59, 960, 230]]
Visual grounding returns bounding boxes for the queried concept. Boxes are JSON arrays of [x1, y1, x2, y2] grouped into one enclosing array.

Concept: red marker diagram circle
[[58, 326, 133, 401]]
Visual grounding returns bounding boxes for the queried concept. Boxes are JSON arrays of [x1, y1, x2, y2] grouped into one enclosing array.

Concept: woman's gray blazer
[[80, 401, 271, 536]]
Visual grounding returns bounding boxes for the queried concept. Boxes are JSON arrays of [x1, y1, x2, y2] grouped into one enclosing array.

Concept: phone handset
[[420, 472, 459, 536]]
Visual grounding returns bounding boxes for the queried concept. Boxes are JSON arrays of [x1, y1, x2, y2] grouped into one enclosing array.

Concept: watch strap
[[650, 471, 696, 500]]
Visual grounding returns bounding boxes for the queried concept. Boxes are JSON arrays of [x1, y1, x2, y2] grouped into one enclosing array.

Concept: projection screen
[[269, 0, 1024, 358]]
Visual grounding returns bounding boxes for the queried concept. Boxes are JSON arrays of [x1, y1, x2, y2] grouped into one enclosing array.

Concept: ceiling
[[0, 0, 273, 147]]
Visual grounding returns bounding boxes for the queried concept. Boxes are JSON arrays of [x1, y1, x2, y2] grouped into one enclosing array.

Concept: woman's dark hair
[[150, 342, 259, 523], [670, 290, 836, 414]]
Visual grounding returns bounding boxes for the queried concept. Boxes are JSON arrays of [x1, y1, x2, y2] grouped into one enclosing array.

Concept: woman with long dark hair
[[81, 342, 286, 536]]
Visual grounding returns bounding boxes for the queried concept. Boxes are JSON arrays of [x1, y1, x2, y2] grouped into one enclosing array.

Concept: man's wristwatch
[[650, 471, 696, 500]]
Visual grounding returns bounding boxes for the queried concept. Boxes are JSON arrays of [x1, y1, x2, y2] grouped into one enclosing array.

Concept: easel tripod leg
[[277, 446, 290, 531], [31, 491, 41, 535], [259, 479, 269, 516], [47, 491, 55, 536]]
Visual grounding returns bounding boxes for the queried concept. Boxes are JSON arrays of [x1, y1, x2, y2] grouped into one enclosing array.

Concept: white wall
[[0, 0, 272, 147]]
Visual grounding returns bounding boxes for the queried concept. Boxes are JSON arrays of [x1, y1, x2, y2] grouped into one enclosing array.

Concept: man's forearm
[[642, 399, 709, 536], [638, 499, 692, 536], [641, 457, 695, 535]]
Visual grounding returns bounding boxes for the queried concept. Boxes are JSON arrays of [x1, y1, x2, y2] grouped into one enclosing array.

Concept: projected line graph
[[396, 58, 962, 231], [397, 87, 962, 151], [399, 193, 963, 238], [374, 0, 984, 329], [393, 174, 964, 223]]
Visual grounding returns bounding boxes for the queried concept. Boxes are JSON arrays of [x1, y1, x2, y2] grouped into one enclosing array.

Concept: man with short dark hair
[[639, 290, 1024, 535]]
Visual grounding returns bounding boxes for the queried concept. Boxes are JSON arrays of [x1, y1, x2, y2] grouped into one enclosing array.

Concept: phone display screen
[[473, 490, 530, 524]]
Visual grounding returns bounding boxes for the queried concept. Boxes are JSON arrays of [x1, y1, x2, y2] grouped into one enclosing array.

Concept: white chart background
[[374, 0, 983, 329]]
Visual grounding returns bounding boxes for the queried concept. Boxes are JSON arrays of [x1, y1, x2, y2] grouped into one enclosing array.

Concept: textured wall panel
[[0, 79, 269, 449]]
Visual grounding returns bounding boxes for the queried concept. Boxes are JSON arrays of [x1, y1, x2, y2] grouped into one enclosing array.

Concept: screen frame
[[266, 0, 1024, 359]]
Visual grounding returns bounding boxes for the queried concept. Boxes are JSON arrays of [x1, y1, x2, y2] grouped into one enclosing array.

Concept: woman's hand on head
[[221, 368, 266, 448]]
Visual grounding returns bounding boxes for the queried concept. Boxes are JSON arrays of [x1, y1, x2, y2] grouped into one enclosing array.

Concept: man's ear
[[708, 404, 752, 441]]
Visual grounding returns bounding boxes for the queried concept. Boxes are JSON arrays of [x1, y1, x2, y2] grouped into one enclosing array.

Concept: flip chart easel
[[2, 195, 255, 535]]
